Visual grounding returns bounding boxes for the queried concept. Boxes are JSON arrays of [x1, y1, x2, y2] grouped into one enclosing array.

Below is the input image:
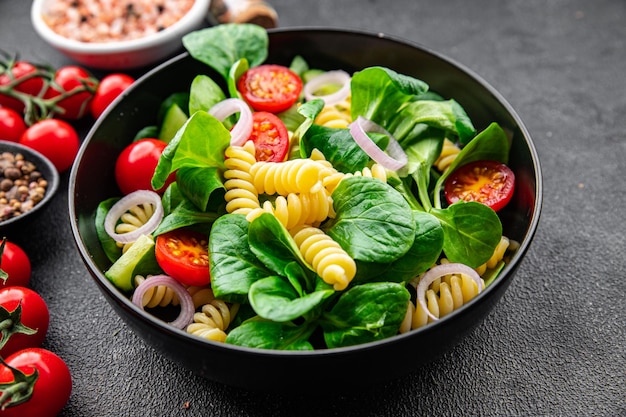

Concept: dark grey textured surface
[[1, 0, 625, 416]]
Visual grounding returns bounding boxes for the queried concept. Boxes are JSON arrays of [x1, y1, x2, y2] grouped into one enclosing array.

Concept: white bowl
[[31, 0, 211, 70]]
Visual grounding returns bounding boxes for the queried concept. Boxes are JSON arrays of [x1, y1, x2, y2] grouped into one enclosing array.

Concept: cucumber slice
[[105, 234, 155, 292], [159, 104, 188, 143]]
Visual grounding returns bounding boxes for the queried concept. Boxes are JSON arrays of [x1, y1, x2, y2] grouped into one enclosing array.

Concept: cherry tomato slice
[[114, 138, 174, 195], [155, 229, 210, 286], [0, 348, 71, 417], [0, 107, 27, 143], [0, 239, 31, 288], [248, 111, 290, 162], [444, 160, 515, 212], [0, 287, 49, 357], [237, 64, 303, 113]]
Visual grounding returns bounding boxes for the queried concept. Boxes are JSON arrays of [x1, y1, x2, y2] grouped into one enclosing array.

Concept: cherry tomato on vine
[[248, 111, 290, 162], [237, 64, 303, 113], [114, 138, 175, 195], [0, 287, 49, 357], [90, 73, 135, 119], [0, 239, 31, 288], [44, 65, 97, 120], [19, 118, 80, 172], [155, 229, 210, 286], [0, 61, 46, 113], [0, 348, 71, 417], [444, 160, 516, 212], [0, 107, 27, 143]]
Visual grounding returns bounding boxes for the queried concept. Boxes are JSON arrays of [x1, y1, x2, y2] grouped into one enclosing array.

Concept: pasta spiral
[[290, 225, 356, 291], [249, 157, 332, 195], [434, 138, 461, 173], [186, 299, 239, 343], [314, 97, 352, 128], [115, 203, 155, 253], [246, 187, 333, 229], [134, 275, 180, 308], [474, 236, 511, 275], [224, 141, 261, 215], [408, 272, 483, 330]]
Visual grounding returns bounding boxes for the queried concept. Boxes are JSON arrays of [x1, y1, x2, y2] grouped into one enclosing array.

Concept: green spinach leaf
[[226, 319, 316, 350], [321, 282, 410, 348], [188, 74, 227, 115], [182, 23, 268, 81], [324, 176, 415, 263]]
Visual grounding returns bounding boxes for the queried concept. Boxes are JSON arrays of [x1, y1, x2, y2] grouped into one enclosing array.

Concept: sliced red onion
[[416, 263, 484, 322], [131, 274, 195, 329], [208, 98, 253, 146], [349, 116, 408, 171], [303, 70, 351, 106], [104, 190, 164, 244]]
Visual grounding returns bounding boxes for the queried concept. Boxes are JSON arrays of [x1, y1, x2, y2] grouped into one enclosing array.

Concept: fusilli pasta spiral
[[134, 275, 180, 308], [224, 141, 261, 215], [115, 203, 156, 252], [186, 299, 239, 343], [249, 157, 332, 195], [314, 97, 352, 128], [434, 138, 461, 172], [290, 225, 356, 291]]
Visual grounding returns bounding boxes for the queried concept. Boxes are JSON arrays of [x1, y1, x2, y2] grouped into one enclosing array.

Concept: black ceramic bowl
[[0, 141, 59, 236], [69, 28, 542, 391]]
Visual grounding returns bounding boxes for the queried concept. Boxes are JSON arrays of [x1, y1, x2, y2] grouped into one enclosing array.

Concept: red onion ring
[[208, 98, 253, 146], [415, 263, 483, 322], [303, 70, 351, 106], [348, 116, 408, 171], [131, 275, 195, 329], [104, 190, 164, 244]]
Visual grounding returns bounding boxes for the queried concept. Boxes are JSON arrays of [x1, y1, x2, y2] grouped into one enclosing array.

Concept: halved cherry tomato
[[155, 229, 210, 286], [0, 107, 27, 143], [43, 65, 97, 120], [90, 73, 135, 119], [0, 287, 49, 357], [114, 138, 175, 195], [19, 118, 80, 173], [0, 239, 31, 288], [0, 61, 46, 113], [444, 160, 515, 212], [248, 111, 290, 162], [0, 347, 71, 417], [237, 64, 302, 113]]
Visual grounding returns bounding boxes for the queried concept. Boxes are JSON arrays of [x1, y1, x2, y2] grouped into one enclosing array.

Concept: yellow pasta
[[186, 299, 239, 343], [314, 97, 352, 128], [223, 141, 261, 215], [290, 225, 356, 291], [434, 138, 461, 173], [134, 275, 180, 308], [249, 157, 332, 195], [246, 187, 333, 229], [114, 202, 155, 253]]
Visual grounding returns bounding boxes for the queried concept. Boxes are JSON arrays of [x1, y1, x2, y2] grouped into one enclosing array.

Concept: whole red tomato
[[0, 239, 31, 288], [0, 348, 71, 417], [0, 61, 46, 113], [90, 73, 135, 119], [0, 107, 27, 143], [44, 65, 97, 120], [19, 118, 80, 172], [0, 287, 49, 357], [115, 138, 175, 195]]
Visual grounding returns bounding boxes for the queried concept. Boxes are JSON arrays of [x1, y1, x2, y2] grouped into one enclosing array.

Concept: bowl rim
[[30, 0, 211, 54], [69, 26, 543, 358], [0, 141, 60, 231]]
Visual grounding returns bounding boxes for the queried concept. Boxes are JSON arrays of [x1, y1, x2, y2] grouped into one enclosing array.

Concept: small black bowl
[[69, 28, 542, 391], [0, 141, 60, 236]]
